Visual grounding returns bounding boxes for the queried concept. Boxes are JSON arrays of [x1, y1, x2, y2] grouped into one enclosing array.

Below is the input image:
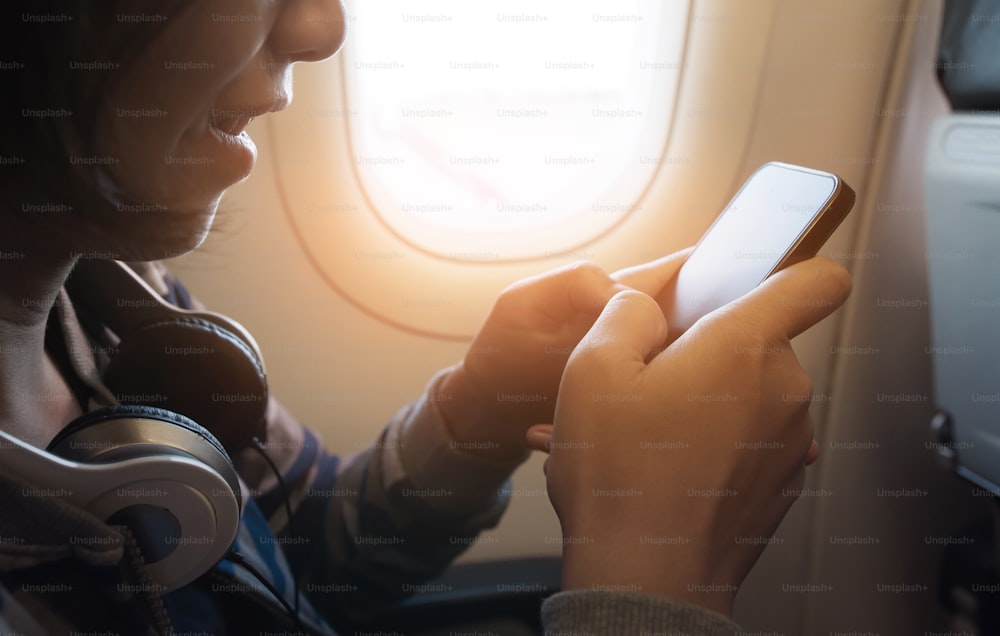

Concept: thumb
[[721, 256, 852, 341], [573, 290, 670, 370], [612, 247, 693, 297]]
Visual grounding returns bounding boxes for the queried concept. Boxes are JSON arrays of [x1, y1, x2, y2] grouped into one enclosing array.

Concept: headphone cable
[[225, 549, 307, 635], [221, 437, 305, 632], [249, 436, 302, 618]]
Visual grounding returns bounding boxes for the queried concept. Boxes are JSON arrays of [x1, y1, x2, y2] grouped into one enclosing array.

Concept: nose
[[270, 0, 348, 64]]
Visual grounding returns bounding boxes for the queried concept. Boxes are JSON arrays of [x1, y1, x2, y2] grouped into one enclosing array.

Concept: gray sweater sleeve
[[541, 590, 741, 635]]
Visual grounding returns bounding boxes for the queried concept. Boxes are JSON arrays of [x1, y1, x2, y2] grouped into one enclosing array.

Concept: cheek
[[100, 108, 254, 212], [97, 62, 194, 200], [89, 6, 279, 220], [97, 46, 267, 205], [102, 112, 177, 196]]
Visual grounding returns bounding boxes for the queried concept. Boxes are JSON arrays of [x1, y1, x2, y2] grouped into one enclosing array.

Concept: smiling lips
[[211, 96, 290, 136], [212, 116, 255, 137]]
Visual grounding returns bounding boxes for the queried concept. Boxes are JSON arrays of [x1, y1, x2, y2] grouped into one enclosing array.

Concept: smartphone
[[660, 161, 855, 335]]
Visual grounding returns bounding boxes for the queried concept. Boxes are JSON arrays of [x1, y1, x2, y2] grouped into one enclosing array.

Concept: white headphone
[[0, 260, 269, 591], [1, 405, 241, 591]]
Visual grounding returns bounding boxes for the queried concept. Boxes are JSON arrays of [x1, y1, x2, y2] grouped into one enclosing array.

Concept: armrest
[[381, 556, 562, 635]]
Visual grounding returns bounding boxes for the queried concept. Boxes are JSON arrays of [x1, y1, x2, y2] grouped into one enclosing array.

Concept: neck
[[0, 242, 82, 445]]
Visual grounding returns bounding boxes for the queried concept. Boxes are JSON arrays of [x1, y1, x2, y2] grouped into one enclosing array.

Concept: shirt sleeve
[[140, 262, 526, 625], [235, 371, 525, 627], [541, 590, 742, 635]]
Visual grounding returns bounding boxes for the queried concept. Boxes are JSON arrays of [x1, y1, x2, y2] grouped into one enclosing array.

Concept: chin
[[98, 198, 220, 263]]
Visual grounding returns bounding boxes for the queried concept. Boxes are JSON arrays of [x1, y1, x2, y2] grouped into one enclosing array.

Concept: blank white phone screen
[[667, 163, 837, 332]]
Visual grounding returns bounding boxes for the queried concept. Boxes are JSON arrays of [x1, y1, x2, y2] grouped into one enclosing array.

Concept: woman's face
[[95, 0, 346, 257]]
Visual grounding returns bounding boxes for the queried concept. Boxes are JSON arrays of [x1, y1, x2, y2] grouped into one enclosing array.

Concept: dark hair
[[0, 1, 192, 249]]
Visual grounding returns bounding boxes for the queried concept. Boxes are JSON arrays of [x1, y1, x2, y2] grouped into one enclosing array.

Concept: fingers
[[721, 256, 852, 341], [805, 440, 820, 466], [496, 261, 629, 327], [491, 249, 698, 332], [574, 290, 670, 369], [526, 424, 553, 453], [611, 247, 693, 298]]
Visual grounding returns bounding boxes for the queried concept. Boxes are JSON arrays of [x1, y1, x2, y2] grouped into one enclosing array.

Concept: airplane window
[[341, 0, 690, 260]]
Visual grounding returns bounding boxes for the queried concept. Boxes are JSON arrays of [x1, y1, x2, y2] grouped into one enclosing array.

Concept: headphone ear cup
[[47, 405, 242, 590], [47, 404, 241, 496], [104, 317, 268, 454]]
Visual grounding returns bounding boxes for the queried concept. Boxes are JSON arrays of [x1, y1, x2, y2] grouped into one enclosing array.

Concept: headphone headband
[[65, 260, 268, 453]]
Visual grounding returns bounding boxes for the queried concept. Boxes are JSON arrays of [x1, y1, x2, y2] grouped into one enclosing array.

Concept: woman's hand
[[436, 251, 691, 461], [536, 256, 850, 616]]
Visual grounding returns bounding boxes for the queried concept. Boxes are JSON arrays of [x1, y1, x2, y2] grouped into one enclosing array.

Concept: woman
[[0, 1, 851, 634]]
